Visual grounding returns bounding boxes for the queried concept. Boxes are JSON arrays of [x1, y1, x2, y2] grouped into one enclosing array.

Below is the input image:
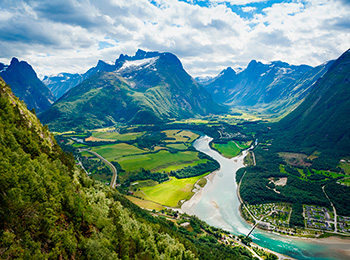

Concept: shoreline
[[236, 161, 350, 244], [180, 148, 293, 260], [180, 169, 218, 212]]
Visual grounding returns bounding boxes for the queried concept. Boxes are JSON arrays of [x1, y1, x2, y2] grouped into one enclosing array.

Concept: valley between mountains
[[1, 48, 350, 260]]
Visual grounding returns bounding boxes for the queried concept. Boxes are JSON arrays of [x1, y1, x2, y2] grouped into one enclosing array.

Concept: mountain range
[[201, 59, 333, 117], [40, 50, 224, 131], [43, 50, 172, 99], [0, 58, 55, 113], [2, 48, 347, 136]]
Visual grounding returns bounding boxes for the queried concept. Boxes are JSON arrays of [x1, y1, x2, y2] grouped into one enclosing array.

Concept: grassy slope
[[274, 49, 350, 155]]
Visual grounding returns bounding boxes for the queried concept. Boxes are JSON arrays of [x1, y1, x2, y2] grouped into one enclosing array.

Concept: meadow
[[90, 130, 144, 141], [117, 150, 207, 172], [91, 143, 145, 161], [211, 141, 241, 158], [134, 173, 207, 207], [125, 195, 164, 211], [162, 129, 199, 143]]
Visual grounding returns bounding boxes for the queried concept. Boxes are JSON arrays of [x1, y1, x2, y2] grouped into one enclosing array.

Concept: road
[[251, 151, 256, 166], [322, 185, 338, 232], [237, 171, 259, 225], [87, 150, 118, 188]]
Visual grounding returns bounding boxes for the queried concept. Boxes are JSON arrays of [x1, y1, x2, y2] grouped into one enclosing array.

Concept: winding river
[[181, 136, 350, 260]]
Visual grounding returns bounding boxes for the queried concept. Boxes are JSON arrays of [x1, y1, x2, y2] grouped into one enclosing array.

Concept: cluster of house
[[304, 205, 333, 231], [338, 216, 350, 233]]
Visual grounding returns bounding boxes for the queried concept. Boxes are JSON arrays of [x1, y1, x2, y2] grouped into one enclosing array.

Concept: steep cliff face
[[0, 58, 55, 113], [274, 49, 350, 154]]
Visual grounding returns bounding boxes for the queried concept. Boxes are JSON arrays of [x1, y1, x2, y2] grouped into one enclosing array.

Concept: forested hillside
[[0, 77, 253, 259], [274, 49, 350, 157]]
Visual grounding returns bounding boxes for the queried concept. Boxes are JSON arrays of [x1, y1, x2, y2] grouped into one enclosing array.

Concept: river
[[181, 136, 350, 260]]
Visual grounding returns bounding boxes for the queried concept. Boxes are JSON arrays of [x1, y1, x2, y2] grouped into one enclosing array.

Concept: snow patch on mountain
[[118, 57, 158, 71], [0, 65, 8, 73]]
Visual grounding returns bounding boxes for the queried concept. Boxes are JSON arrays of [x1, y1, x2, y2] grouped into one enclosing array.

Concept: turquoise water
[[181, 136, 350, 260]]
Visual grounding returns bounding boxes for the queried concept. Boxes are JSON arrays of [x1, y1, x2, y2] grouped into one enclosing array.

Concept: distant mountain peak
[[135, 49, 148, 58], [269, 60, 289, 67], [10, 57, 20, 66], [247, 59, 261, 68], [220, 67, 236, 76], [97, 59, 106, 66]]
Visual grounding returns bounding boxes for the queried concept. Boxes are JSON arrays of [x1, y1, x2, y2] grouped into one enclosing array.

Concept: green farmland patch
[[134, 174, 207, 207], [80, 151, 94, 157], [166, 143, 188, 150], [212, 141, 241, 158], [125, 195, 164, 211], [91, 143, 145, 161], [162, 130, 199, 143], [117, 150, 205, 173], [91, 131, 144, 141]]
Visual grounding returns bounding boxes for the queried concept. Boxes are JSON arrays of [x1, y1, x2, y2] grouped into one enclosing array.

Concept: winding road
[[86, 150, 118, 188]]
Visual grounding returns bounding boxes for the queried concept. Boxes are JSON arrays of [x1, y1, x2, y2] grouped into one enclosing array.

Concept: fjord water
[[182, 136, 350, 260]]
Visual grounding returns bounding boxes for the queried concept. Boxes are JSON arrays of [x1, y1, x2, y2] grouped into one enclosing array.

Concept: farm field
[[57, 128, 216, 187], [90, 131, 144, 141], [162, 129, 199, 143], [166, 143, 188, 150], [117, 150, 207, 172], [80, 151, 94, 157], [134, 174, 207, 207], [279, 164, 345, 181], [91, 143, 145, 161], [236, 140, 252, 149], [212, 141, 241, 158], [125, 195, 164, 211]]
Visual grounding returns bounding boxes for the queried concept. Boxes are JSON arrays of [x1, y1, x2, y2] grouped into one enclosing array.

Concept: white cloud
[[0, 0, 349, 78], [210, 0, 267, 5], [241, 6, 257, 12]]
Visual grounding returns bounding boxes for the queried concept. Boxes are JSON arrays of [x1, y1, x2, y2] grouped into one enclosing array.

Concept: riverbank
[[180, 169, 218, 212], [181, 135, 350, 260]]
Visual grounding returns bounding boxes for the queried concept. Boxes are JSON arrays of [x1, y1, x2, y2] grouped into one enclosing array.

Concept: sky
[[0, 0, 349, 79]]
